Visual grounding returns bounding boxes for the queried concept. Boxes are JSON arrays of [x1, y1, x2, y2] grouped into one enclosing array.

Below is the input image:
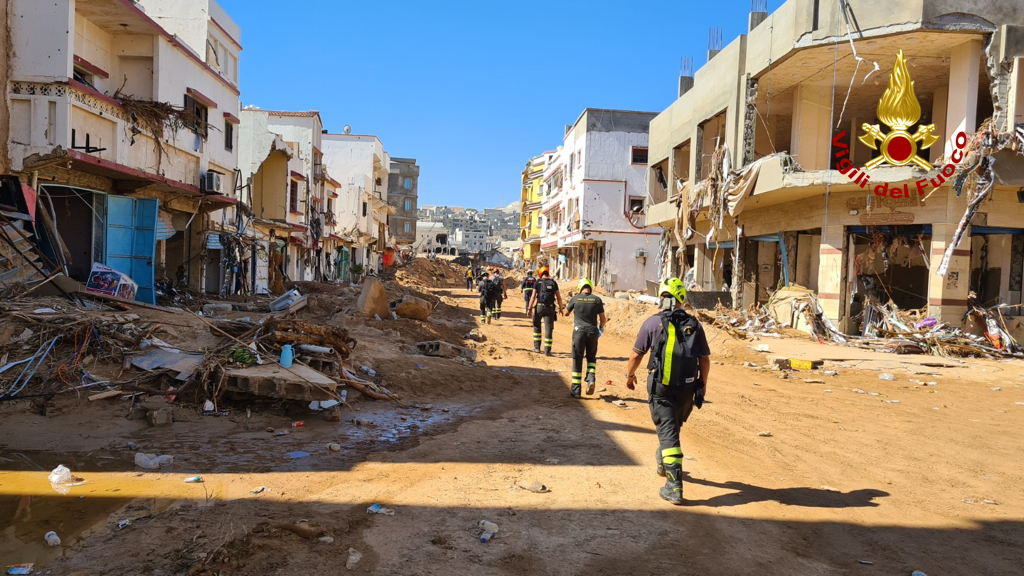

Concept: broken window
[[224, 120, 234, 151], [184, 94, 209, 138], [362, 202, 368, 217], [631, 147, 649, 165], [73, 66, 95, 89], [629, 197, 645, 214], [289, 181, 299, 213]]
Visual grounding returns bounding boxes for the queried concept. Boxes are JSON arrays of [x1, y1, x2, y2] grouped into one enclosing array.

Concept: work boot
[[486, 315, 492, 325], [655, 448, 665, 477], [660, 462, 683, 505], [544, 348, 552, 357], [585, 372, 596, 396], [570, 383, 582, 398], [533, 345, 541, 353]]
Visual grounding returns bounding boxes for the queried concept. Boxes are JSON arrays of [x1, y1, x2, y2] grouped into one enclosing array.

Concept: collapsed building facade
[[646, 0, 1024, 334], [2, 0, 242, 302]]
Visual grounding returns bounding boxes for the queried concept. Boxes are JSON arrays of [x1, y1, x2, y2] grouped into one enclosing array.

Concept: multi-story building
[[387, 157, 419, 245], [4, 0, 242, 302], [539, 109, 661, 292], [520, 152, 553, 267], [645, 0, 1024, 329], [321, 132, 394, 275]]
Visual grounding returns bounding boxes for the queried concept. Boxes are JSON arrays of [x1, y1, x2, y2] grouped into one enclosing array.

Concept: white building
[[6, 0, 241, 301], [539, 109, 660, 292], [321, 133, 394, 274]]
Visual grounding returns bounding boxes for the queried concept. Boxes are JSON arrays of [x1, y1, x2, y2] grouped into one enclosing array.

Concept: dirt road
[[2, 282, 1023, 575]]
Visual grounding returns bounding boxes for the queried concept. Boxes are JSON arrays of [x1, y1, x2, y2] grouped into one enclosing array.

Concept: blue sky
[[220, 0, 773, 210]]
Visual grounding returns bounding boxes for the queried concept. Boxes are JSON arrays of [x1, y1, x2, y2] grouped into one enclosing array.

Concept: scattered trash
[[520, 481, 550, 493], [318, 536, 334, 544], [610, 399, 632, 409], [479, 519, 499, 543], [352, 418, 369, 426], [44, 531, 60, 547], [884, 400, 901, 404], [366, 503, 395, 516], [823, 370, 839, 376], [286, 451, 310, 459], [274, 429, 289, 436], [184, 475, 203, 483], [991, 387, 1002, 391], [279, 344, 294, 368], [5, 565, 33, 575], [545, 458, 560, 464], [360, 366, 377, 377], [821, 485, 840, 492], [852, 388, 866, 394], [804, 379, 825, 384], [327, 443, 341, 452], [743, 362, 758, 368], [134, 453, 173, 470], [755, 344, 770, 352], [911, 571, 927, 576], [858, 560, 873, 565], [203, 400, 215, 411], [983, 499, 998, 505], [250, 486, 267, 495], [962, 497, 976, 504], [117, 520, 131, 530], [47, 464, 76, 495], [758, 431, 773, 437], [291, 421, 305, 427], [824, 389, 832, 393], [879, 373, 895, 381], [346, 548, 363, 570], [925, 382, 938, 386]]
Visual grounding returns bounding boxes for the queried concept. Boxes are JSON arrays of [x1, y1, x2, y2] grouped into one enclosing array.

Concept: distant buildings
[[388, 158, 419, 245]]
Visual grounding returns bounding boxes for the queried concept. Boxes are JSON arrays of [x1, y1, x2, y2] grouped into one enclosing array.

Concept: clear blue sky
[[219, 0, 773, 210]]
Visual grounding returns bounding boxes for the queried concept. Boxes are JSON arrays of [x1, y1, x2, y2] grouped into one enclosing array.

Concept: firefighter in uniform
[[625, 278, 711, 505], [491, 268, 508, 319], [520, 270, 536, 314], [466, 264, 474, 290], [526, 266, 564, 355], [477, 271, 497, 324], [563, 278, 606, 398]]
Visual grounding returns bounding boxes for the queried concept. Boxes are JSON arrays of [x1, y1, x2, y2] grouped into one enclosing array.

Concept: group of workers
[[465, 262, 710, 505]]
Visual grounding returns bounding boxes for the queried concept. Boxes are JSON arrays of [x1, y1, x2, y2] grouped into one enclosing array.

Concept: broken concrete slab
[[147, 407, 173, 427], [224, 363, 341, 402], [416, 340, 477, 362], [131, 350, 204, 381], [766, 355, 823, 370], [389, 295, 433, 321], [356, 278, 389, 318]]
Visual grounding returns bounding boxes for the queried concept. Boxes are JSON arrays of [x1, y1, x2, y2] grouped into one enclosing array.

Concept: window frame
[[289, 180, 299, 213], [404, 177, 412, 190], [184, 94, 209, 138], [224, 120, 234, 151], [631, 146, 649, 166]]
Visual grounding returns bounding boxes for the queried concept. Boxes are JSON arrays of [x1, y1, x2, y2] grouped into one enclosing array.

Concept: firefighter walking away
[[527, 266, 564, 355], [521, 270, 536, 314], [477, 271, 500, 324], [563, 278, 606, 398], [625, 278, 711, 505]]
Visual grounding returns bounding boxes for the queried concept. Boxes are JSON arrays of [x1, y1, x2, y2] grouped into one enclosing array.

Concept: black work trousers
[[479, 296, 495, 319], [647, 372, 697, 455], [532, 303, 556, 350], [571, 327, 600, 385]]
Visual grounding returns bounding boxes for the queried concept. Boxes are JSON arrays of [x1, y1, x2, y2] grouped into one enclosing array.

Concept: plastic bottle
[[280, 345, 294, 368], [44, 531, 61, 547], [479, 520, 498, 542]]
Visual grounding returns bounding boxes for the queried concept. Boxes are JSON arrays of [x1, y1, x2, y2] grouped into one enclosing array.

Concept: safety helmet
[[658, 277, 687, 303], [538, 266, 549, 277], [527, 270, 533, 275], [578, 278, 594, 292]]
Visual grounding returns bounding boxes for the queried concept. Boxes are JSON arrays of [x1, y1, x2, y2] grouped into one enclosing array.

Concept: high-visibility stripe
[[662, 456, 682, 465], [544, 339, 553, 344], [662, 322, 677, 386], [661, 447, 682, 457]]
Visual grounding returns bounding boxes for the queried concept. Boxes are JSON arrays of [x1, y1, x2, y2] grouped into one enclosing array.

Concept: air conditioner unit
[[203, 171, 223, 193], [635, 248, 647, 259]]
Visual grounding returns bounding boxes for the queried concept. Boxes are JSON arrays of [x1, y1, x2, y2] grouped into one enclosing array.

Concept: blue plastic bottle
[[280, 344, 294, 368]]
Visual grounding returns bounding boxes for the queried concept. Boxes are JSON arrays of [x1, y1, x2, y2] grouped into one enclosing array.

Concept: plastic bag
[[48, 464, 72, 495]]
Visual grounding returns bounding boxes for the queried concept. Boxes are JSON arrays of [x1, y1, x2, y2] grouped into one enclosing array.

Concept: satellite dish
[[343, 125, 352, 134]]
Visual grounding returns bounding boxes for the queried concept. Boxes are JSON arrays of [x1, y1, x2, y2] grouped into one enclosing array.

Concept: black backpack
[[647, 309, 701, 396], [535, 278, 557, 305], [488, 278, 504, 299]]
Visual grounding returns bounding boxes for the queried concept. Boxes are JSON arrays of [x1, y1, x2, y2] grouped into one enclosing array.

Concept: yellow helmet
[[658, 277, 686, 303], [578, 278, 594, 292]]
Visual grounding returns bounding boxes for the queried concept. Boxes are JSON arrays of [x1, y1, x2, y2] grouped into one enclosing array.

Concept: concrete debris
[[464, 329, 487, 342], [416, 340, 477, 362], [389, 294, 433, 321], [356, 278, 389, 318]]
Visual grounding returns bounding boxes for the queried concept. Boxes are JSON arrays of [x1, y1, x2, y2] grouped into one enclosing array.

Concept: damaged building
[[645, 0, 1024, 335], [1, 0, 242, 302]]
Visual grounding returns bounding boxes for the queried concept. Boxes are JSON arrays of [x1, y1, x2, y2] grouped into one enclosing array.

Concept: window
[[73, 66, 95, 88], [184, 94, 209, 138], [327, 198, 333, 214], [224, 120, 233, 151], [631, 147, 648, 165], [577, 151, 582, 167], [404, 199, 412, 211], [404, 177, 412, 190], [289, 181, 299, 212], [362, 202, 368, 217], [375, 177, 382, 187], [404, 222, 411, 234], [629, 197, 645, 214]]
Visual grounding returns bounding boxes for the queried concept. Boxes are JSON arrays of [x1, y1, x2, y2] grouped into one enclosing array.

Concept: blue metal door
[[105, 196, 157, 304]]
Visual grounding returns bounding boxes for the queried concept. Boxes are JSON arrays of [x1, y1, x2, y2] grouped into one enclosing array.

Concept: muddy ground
[[1, 261, 1023, 575]]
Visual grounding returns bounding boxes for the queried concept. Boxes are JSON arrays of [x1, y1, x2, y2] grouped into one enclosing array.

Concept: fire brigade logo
[[859, 49, 938, 170]]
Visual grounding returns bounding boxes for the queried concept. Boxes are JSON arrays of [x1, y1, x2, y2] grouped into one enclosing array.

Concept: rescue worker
[[625, 278, 711, 505], [466, 264, 474, 290], [521, 270, 536, 314], [563, 278, 606, 398], [491, 268, 508, 319], [527, 266, 564, 355], [477, 271, 496, 324]]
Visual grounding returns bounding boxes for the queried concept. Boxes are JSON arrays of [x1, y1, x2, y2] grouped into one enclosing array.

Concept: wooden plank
[[88, 389, 124, 402], [76, 290, 179, 313]]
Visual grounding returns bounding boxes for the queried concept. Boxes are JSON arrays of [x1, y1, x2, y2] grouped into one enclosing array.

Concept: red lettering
[[860, 175, 870, 189], [837, 158, 853, 174], [915, 179, 929, 195], [848, 168, 860, 181], [874, 182, 889, 197], [835, 148, 848, 158], [942, 164, 955, 177], [930, 174, 946, 188], [832, 131, 848, 149], [955, 131, 967, 149], [952, 149, 963, 163]]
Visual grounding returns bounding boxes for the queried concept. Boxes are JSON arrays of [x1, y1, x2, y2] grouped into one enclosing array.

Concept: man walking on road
[[466, 264, 474, 290], [521, 270, 536, 314], [491, 268, 509, 319], [625, 278, 711, 505], [527, 266, 564, 355], [477, 271, 497, 324], [563, 278, 606, 398]]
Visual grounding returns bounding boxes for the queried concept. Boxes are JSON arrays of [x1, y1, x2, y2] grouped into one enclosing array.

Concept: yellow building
[[520, 152, 552, 266]]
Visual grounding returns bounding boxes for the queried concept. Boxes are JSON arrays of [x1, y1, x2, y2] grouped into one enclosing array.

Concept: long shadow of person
[[681, 473, 889, 508]]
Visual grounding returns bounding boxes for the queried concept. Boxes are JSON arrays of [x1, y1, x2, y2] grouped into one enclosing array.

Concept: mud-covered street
[[1, 261, 1022, 575]]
